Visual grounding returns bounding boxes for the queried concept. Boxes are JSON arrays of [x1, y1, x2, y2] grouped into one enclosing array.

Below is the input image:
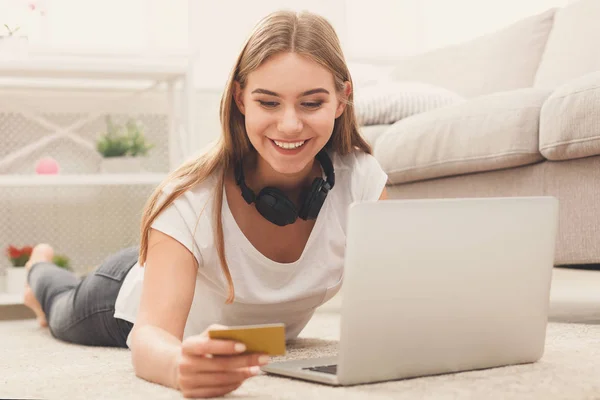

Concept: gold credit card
[[208, 323, 286, 356]]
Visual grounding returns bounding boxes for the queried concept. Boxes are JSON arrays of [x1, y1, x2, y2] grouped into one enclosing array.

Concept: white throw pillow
[[354, 81, 465, 126]]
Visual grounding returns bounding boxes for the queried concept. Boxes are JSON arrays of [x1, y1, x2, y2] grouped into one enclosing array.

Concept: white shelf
[[0, 293, 24, 306], [0, 55, 188, 81], [0, 173, 167, 187]]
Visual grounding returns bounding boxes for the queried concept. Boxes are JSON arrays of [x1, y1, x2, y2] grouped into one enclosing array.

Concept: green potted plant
[[127, 119, 154, 157], [52, 254, 72, 271], [96, 116, 154, 173]]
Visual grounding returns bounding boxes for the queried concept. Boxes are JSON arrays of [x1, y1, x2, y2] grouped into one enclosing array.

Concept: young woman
[[23, 10, 388, 399]]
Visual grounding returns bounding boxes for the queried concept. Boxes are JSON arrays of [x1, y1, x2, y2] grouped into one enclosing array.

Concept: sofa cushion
[[359, 124, 390, 147], [354, 81, 464, 126], [539, 71, 600, 161], [374, 88, 551, 185], [389, 9, 556, 98], [534, 0, 600, 89]]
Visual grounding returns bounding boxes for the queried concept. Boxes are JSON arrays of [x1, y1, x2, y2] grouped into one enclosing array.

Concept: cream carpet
[[2, 312, 600, 400]]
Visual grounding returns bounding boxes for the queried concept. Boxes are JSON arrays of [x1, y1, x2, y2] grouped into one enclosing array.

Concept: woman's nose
[[277, 107, 303, 135]]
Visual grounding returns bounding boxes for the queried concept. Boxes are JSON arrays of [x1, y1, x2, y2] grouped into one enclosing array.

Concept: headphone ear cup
[[298, 178, 327, 220], [255, 187, 298, 226]]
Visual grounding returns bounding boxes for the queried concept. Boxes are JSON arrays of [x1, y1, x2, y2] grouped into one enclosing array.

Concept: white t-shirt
[[114, 150, 388, 347]]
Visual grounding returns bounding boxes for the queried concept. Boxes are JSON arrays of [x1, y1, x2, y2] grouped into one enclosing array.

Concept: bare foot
[[25, 243, 54, 272], [24, 284, 48, 327], [23, 244, 54, 328]]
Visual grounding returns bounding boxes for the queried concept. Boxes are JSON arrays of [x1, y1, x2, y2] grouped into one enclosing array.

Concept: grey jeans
[[27, 246, 138, 348]]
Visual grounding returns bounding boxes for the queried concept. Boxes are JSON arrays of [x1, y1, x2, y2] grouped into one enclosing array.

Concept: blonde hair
[[139, 10, 372, 303]]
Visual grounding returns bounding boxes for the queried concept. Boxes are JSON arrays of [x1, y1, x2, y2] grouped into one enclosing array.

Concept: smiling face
[[234, 52, 350, 177]]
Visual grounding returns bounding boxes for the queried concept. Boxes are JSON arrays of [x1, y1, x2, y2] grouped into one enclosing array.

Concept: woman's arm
[[379, 187, 388, 200], [128, 229, 198, 389]]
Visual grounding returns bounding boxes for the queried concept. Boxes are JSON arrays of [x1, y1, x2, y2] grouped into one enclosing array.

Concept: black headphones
[[234, 150, 335, 227]]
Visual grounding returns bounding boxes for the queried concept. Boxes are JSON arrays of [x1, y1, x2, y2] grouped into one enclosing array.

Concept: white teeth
[[273, 140, 305, 149]]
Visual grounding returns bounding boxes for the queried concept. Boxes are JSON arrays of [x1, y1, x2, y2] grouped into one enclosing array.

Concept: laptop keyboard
[[302, 364, 338, 375]]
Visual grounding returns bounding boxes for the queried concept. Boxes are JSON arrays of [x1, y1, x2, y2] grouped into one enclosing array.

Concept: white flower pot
[[100, 156, 144, 173], [0, 36, 29, 59], [6, 266, 28, 295]]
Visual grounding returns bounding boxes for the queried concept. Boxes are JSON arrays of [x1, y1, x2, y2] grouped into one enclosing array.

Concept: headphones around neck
[[234, 150, 335, 227]]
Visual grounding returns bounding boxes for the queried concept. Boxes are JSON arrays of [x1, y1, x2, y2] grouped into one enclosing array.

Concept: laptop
[[261, 196, 559, 386]]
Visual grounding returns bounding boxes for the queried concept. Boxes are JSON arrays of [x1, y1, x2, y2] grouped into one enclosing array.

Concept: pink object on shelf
[[35, 157, 60, 175]]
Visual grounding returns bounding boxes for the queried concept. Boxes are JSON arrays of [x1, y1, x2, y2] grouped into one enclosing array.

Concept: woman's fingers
[[178, 353, 270, 374], [182, 336, 246, 357], [177, 329, 270, 399]]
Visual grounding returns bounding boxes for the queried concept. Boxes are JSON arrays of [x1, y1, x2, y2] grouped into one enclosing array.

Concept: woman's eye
[[258, 101, 279, 108], [302, 102, 323, 109], [257, 100, 322, 109]]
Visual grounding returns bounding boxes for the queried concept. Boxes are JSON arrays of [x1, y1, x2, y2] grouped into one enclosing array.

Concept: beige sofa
[[362, 0, 600, 267]]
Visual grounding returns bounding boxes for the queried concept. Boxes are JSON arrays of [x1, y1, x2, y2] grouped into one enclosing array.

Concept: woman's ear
[[335, 81, 352, 119], [233, 81, 246, 115]]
